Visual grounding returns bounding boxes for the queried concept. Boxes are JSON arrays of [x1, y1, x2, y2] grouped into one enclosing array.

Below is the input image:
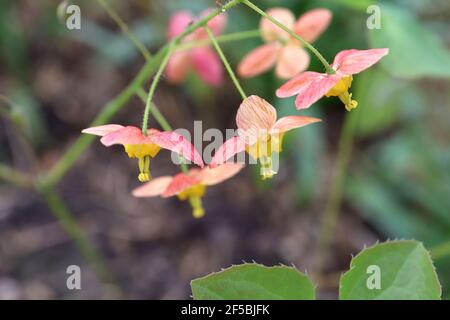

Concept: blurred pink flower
[[276, 48, 389, 111], [82, 124, 204, 182], [166, 9, 227, 86], [238, 8, 332, 79], [210, 95, 321, 179], [132, 163, 244, 218]]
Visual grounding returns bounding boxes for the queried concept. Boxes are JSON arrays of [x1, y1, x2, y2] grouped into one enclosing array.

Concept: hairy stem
[[177, 29, 261, 51], [136, 87, 172, 131], [135, 88, 188, 173], [242, 0, 335, 74], [205, 26, 247, 100], [141, 42, 175, 133]]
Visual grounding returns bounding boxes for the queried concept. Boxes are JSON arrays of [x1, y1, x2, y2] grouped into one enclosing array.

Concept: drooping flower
[[210, 95, 321, 179], [166, 9, 227, 86], [276, 48, 389, 111], [132, 163, 244, 218], [238, 8, 332, 79], [82, 125, 204, 182]]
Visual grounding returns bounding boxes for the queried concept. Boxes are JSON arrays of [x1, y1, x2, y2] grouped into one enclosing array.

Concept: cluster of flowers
[[83, 7, 388, 218]]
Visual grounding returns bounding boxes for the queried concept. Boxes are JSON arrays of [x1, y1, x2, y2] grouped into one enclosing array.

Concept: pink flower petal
[[276, 71, 323, 98], [167, 11, 194, 40], [238, 43, 280, 78], [192, 47, 223, 86], [270, 116, 321, 134], [132, 176, 173, 197], [210, 136, 247, 168], [152, 131, 204, 168], [236, 96, 277, 142], [332, 48, 389, 75], [294, 8, 332, 43], [294, 74, 341, 109], [166, 51, 192, 84], [275, 45, 310, 79], [260, 8, 295, 42], [162, 172, 200, 197], [100, 126, 149, 146], [197, 163, 244, 186], [82, 124, 124, 137]]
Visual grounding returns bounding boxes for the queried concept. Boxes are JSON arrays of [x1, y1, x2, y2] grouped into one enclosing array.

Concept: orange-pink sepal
[[82, 125, 204, 167], [211, 95, 321, 166], [210, 136, 247, 168], [276, 48, 389, 109], [132, 164, 244, 198], [152, 131, 205, 168]]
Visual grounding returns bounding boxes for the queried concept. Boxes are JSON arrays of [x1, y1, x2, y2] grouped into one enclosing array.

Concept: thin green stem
[[142, 42, 175, 133], [136, 87, 172, 131], [177, 29, 261, 51], [205, 26, 247, 100], [141, 0, 243, 132], [0, 163, 33, 188], [38, 184, 116, 285], [242, 0, 335, 74], [315, 109, 359, 272], [96, 0, 152, 61], [136, 87, 188, 173], [174, 0, 241, 41]]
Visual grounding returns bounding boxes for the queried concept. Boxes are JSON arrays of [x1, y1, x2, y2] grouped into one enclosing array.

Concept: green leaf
[[339, 240, 442, 300], [191, 263, 315, 300], [368, 3, 450, 79]]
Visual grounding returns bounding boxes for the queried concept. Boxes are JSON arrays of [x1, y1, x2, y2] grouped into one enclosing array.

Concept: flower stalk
[[205, 26, 247, 100], [141, 43, 175, 134]]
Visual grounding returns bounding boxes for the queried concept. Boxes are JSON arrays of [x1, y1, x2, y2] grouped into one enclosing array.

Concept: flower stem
[[136, 87, 172, 131], [315, 109, 359, 272], [136, 87, 189, 173], [177, 29, 261, 52], [141, 43, 175, 134], [242, 0, 335, 74], [96, 0, 152, 61], [205, 26, 247, 100], [174, 0, 242, 41]]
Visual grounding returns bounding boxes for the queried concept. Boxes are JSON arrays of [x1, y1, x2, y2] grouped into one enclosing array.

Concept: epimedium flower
[[132, 163, 244, 218], [238, 8, 332, 79], [166, 9, 227, 86], [276, 48, 390, 111], [82, 124, 204, 182], [210, 95, 321, 179]]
